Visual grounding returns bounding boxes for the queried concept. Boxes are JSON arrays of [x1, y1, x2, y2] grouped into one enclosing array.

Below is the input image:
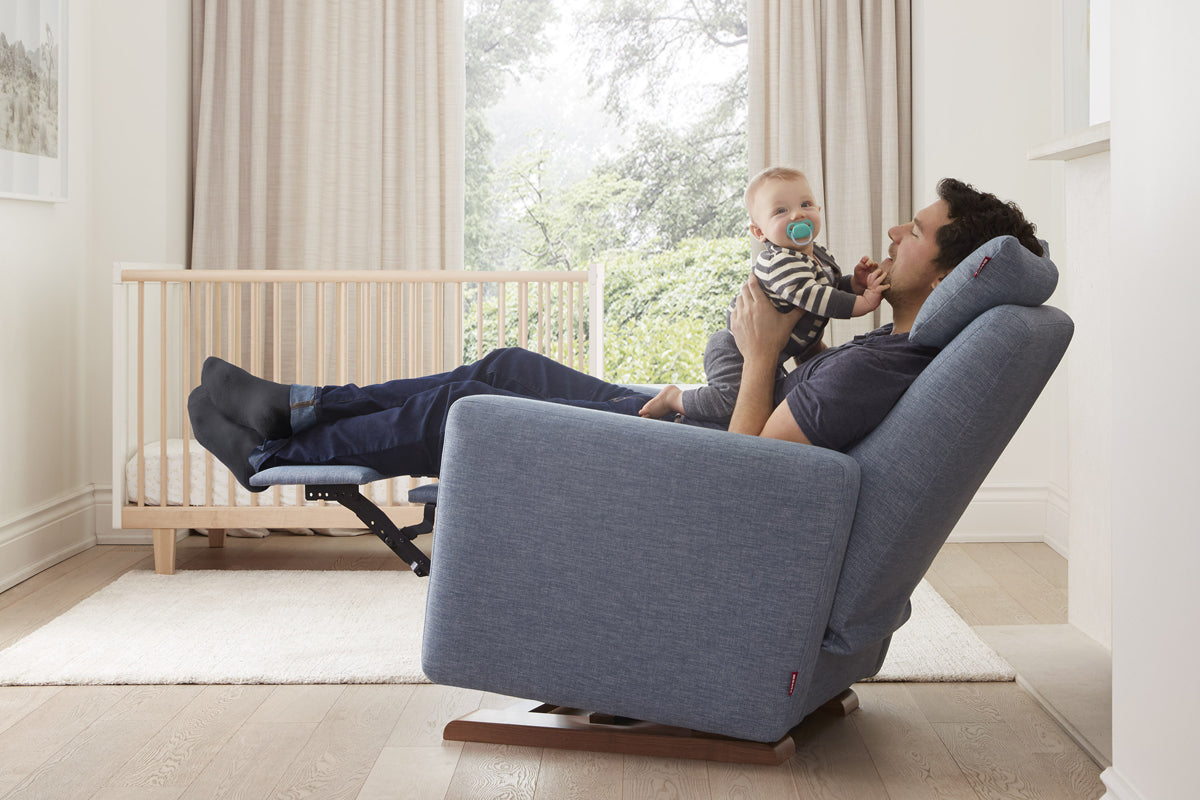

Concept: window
[[464, 0, 749, 382]]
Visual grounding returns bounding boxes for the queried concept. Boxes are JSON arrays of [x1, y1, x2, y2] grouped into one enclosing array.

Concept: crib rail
[[113, 265, 603, 531]]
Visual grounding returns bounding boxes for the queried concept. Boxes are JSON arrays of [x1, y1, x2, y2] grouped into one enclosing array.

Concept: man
[[190, 178, 1041, 489]]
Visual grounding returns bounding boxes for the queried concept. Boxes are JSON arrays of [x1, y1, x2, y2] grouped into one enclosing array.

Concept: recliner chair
[[419, 235, 1072, 763]]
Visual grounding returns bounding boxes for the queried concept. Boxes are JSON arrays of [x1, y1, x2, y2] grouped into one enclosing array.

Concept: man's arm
[[727, 279, 811, 442]]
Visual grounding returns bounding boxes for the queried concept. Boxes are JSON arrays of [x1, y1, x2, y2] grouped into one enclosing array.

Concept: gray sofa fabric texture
[[423, 397, 860, 742]]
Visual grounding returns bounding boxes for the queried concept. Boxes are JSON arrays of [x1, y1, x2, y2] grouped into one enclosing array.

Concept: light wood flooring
[[0, 535, 1105, 799]]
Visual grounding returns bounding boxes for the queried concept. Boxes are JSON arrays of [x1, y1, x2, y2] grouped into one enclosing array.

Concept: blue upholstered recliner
[[419, 235, 1072, 759]]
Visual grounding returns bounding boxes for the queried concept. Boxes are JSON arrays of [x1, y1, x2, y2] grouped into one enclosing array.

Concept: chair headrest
[[909, 235, 1058, 348]]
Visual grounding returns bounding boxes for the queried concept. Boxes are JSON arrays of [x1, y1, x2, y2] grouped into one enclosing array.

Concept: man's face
[[881, 199, 951, 305]]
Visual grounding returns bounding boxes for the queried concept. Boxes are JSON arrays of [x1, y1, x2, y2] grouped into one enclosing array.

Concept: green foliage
[[604, 119, 747, 252], [498, 155, 642, 271], [463, 0, 558, 273], [577, 0, 748, 123], [462, 0, 751, 383], [464, 0, 557, 108], [602, 237, 750, 382]]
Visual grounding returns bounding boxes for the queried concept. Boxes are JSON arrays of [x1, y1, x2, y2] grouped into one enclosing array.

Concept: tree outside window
[[465, 0, 749, 383]]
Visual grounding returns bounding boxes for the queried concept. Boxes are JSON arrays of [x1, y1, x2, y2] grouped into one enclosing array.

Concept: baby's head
[[744, 167, 823, 251]]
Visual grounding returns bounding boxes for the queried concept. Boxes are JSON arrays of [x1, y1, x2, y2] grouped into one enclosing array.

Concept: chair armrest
[[422, 395, 860, 742]]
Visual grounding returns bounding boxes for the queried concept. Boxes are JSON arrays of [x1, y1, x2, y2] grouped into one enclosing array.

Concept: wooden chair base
[[443, 689, 858, 765]]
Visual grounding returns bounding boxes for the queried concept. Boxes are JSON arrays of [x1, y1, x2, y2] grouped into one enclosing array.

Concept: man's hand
[[727, 279, 810, 441], [729, 278, 803, 365]]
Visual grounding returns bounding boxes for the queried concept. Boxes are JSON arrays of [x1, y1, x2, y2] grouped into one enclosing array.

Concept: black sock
[[201, 357, 292, 441], [188, 386, 266, 493]]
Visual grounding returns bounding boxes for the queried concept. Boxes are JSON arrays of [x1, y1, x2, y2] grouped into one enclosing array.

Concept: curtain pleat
[[749, 0, 911, 338]]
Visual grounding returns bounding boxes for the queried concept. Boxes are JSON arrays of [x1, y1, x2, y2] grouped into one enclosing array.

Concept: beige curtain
[[748, 0, 910, 336], [189, 0, 464, 378], [190, 0, 465, 273]]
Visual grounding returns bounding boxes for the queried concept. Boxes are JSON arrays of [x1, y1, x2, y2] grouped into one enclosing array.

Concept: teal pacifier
[[787, 220, 814, 245]]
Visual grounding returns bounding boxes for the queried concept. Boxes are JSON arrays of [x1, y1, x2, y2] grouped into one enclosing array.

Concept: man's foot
[[200, 357, 292, 440], [188, 386, 266, 493]]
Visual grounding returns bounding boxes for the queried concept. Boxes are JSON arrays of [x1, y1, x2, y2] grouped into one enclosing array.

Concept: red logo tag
[[788, 672, 798, 696], [974, 256, 991, 277]]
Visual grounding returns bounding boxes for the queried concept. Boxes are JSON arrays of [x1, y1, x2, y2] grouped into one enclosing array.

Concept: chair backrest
[[822, 237, 1073, 656]]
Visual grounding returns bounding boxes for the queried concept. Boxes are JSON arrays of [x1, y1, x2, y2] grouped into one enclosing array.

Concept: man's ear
[[930, 267, 951, 291]]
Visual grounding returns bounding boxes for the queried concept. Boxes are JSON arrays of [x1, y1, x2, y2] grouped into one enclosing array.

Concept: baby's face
[[749, 178, 822, 249]]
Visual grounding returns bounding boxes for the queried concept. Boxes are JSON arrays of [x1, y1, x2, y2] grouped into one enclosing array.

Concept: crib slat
[[476, 282, 484, 360], [557, 281, 565, 363], [136, 281, 145, 508], [566, 279, 575, 371], [182, 282, 192, 511]]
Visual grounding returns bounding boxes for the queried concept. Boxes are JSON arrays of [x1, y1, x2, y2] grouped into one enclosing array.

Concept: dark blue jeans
[[250, 348, 655, 478]]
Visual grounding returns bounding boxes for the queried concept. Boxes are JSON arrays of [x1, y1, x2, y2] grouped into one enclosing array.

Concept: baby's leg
[[638, 385, 683, 419]]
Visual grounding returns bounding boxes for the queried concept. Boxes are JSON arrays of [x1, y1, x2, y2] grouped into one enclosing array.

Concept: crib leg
[[153, 529, 177, 575], [208, 528, 226, 548]]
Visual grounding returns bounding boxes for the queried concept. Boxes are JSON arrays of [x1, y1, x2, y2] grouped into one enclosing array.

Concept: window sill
[[1028, 122, 1110, 162]]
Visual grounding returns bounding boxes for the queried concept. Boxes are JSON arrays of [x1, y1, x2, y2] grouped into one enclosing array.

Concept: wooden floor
[[0, 535, 1105, 800]]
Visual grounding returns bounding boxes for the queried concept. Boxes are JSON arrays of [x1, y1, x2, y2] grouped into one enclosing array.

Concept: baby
[[640, 166, 886, 423]]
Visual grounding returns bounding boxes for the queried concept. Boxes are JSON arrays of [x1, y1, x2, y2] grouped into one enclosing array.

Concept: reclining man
[[189, 178, 1043, 490]]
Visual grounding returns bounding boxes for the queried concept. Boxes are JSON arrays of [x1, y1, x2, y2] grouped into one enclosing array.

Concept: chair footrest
[[247, 465, 434, 577]]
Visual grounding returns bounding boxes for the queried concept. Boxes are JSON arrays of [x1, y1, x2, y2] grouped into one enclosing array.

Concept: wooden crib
[[113, 264, 603, 574]]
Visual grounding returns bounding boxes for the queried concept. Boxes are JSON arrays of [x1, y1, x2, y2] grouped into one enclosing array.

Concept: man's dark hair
[[933, 178, 1043, 272]]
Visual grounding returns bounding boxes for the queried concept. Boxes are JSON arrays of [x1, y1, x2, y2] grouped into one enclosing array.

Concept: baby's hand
[[853, 256, 880, 295], [639, 385, 683, 419], [862, 267, 890, 305]]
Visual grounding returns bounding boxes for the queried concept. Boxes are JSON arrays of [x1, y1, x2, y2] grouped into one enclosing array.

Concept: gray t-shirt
[[782, 324, 939, 452]]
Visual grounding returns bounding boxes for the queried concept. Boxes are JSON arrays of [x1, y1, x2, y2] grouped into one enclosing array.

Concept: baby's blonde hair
[[744, 166, 809, 210]]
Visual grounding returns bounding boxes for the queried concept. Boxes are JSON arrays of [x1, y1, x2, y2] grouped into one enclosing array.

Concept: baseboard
[[93, 482, 183, 545], [1100, 767, 1146, 800], [0, 486, 97, 594], [947, 483, 1053, 544], [1044, 482, 1070, 556]]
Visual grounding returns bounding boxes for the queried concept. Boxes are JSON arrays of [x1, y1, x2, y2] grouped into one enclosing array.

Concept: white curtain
[[748, 0, 911, 336], [190, 0, 465, 273]]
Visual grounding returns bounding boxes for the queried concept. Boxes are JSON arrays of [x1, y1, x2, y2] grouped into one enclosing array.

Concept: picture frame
[[0, 0, 67, 202]]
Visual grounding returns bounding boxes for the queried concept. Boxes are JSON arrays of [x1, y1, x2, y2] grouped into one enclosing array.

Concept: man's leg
[[250, 379, 538, 478], [204, 348, 653, 440], [313, 348, 649, 421]]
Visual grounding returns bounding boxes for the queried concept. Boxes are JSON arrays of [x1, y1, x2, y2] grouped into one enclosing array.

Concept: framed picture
[[0, 0, 67, 202]]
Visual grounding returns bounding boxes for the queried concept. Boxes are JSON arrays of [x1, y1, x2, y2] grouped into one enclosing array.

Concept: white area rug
[[866, 580, 1015, 682], [0, 571, 1012, 685]]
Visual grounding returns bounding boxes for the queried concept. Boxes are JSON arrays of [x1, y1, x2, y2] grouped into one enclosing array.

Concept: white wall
[[1106, 2, 1200, 798], [1060, 145, 1112, 647], [912, 0, 1068, 548], [0, 0, 191, 589], [0, 0, 94, 589]]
